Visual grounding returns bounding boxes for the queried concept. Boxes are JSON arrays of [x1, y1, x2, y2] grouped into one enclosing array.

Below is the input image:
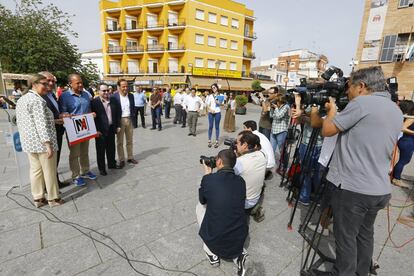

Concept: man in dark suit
[[196, 149, 249, 276], [39, 71, 69, 188], [91, 84, 122, 175], [111, 79, 138, 167]]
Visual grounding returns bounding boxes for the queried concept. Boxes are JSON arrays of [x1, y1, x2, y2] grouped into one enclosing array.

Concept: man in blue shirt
[[59, 74, 97, 186], [133, 85, 147, 128]]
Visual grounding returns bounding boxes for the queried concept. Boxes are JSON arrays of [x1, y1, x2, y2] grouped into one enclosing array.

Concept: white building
[[80, 49, 104, 80]]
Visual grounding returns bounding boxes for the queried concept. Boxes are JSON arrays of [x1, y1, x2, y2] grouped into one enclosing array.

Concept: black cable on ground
[[6, 186, 199, 276]]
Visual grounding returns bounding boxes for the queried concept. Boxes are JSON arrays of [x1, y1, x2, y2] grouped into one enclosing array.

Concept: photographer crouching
[[313, 66, 403, 276], [196, 149, 249, 275]]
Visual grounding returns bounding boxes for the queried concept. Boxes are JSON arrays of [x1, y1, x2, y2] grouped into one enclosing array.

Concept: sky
[[2, 0, 365, 74]]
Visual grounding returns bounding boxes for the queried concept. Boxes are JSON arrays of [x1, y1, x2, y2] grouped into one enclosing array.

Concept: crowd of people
[[8, 65, 414, 275]]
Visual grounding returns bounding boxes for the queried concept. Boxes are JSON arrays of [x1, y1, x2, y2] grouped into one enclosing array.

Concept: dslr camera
[[200, 155, 216, 169], [224, 138, 237, 151]]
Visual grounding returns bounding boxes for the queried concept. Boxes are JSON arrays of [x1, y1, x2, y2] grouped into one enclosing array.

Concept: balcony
[[147, 67, 165, 74], [167, 43, 185, 52], [166, 19, 186, 29], [126, 69, 144, 75], [107, 46, 123, 55], [107, 69, 123, 76], [106, 26, 122, 33], [124, 23, 144, 33], [125, 45, 144, 54], [168, 66, 186, 74], [147, 44, 165, 53], [243, 51, 256, 60], [244, 32, 257, 41], [146, 20, 164, 31]]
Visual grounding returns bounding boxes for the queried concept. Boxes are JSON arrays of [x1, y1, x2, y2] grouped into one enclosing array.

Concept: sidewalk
[[0, 104, 412, 275]]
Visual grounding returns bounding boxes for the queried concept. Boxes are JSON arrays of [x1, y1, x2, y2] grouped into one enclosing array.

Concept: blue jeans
[[259, 127, 271, 141], [393, 137, 414, 179], [208, 112, 221, 141], [298, 143, 322, 203], [151, 106, 162, 129], [270, 131, 288, 169]]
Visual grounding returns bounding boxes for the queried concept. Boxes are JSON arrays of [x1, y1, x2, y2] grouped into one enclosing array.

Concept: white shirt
[[185, 95, 203, 111], [205, 94, 221, 113], [318, 134, 338, 167], [174, 93, 183, 105], [120, 94, 130, 117], [253, 130, 276, 169], [181, 93, 190, 108]]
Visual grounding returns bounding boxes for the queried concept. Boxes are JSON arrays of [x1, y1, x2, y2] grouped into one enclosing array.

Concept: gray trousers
[[187, 111, 199, 134], [331, 188, 390, 276]]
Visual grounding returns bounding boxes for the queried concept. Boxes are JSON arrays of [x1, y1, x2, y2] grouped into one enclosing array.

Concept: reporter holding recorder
[[314, 66, 403, 276]]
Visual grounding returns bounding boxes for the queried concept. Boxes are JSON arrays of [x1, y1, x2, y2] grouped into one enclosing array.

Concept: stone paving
[[0, 104, 413, 276]]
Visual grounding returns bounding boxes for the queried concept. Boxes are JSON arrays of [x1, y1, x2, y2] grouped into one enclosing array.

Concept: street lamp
[[284, 58, 291, 91]]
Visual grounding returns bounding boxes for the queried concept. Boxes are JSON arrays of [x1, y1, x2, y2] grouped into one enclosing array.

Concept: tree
[[0, 0, 99, 86], [251, 80, 262, 91]]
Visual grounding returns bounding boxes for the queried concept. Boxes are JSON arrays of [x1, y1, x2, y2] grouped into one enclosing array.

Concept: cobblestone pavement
[[0, 104, 413, 275]]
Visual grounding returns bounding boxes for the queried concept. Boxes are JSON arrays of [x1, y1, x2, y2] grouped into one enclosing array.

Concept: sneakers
[[73, 177, 86, 187], [206, 253, 220, 267], [307, 223, 329, 236], [236, 251, 248, 276], [80, 171, 97, 180]]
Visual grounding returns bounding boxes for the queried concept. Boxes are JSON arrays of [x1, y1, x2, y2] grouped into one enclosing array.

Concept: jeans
[[164, 101, 171, 118], [208, 112, 221, 141], [151, 106, 162, 129], [134, 106, 145, 128], [270, 131, 288, 170], [393, 137, 414, 180], [331, 189, 390, 276], [259, 127, 271, 141], [298, 143, 322, 203]]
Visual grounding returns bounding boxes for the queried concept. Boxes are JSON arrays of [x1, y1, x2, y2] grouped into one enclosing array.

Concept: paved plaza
[[0, 104, 413, 276]]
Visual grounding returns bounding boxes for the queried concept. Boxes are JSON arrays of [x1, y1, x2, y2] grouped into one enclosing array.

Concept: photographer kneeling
[[234, 131, 267, 220], [196, 149, 249, 275], [314, 66, 403, 276]]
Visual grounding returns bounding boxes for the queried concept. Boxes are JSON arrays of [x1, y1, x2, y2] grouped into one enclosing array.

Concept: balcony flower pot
[[235, 95, 248, 115]]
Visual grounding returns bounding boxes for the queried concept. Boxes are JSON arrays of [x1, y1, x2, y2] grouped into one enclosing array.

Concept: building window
[[290, 62, 296, 68], [127, 60, 139, 74], [230, 62, 237, 71], [380, 35, 397, 62], [208, 59, 215, 69], [208, 36, 216, 47], [195, 9, 205, 20], [106, 18, 118, 31], [125, 17, 137, 30], [230, 40, 238, 50], [219, 38, 227, 48], [109, 61, 121, 74], [220, 16, 228, 26], [208, 12, 217, 23], [231, 18, 239, 29], [195, 58, 204, 68], [219, 61, 226, 70], [195, 34, 204, 45], [398, 0, 410, 8]]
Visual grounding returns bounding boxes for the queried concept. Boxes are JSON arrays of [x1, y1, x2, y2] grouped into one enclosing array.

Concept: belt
[[188, 110, 198, 112]]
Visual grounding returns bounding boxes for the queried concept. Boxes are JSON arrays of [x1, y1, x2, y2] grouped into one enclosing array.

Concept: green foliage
[[251, 80, 262, 91], [235, 94, 248, 107], [0, 0, 99, 86]]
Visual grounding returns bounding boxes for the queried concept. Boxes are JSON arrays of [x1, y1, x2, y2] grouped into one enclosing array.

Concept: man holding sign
[[59, 74, 97, 186]]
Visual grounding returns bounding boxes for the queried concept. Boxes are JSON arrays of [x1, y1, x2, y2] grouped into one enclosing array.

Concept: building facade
[[80, 50, 105, 79], [99, 0, 256, 90], [355, 0, 414, 98]]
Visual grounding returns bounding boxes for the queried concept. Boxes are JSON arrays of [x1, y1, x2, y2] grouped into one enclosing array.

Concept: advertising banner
[[63, 113, 98, 146], [361, 0, 389, 61]]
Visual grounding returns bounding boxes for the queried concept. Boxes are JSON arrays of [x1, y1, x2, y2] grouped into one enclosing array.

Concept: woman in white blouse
[[205, 84, 222, 148], [16, 74, 63, 207]]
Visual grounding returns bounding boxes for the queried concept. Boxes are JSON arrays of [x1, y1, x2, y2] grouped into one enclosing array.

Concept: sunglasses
[[38, 82, 48, 86], [101, 89, 109, 92]]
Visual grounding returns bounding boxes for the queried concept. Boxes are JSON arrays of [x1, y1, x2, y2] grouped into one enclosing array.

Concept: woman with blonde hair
[[16, 74, 63, 207]]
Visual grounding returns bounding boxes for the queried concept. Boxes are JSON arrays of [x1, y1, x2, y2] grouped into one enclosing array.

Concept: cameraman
[[234, 131, 267, 213], [314, 67, 403, 276], [196, 149, 248, 275], [243, 120, 276, 179]]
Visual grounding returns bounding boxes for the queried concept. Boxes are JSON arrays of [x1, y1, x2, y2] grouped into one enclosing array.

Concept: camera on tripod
[[286, 66, 350, 112]]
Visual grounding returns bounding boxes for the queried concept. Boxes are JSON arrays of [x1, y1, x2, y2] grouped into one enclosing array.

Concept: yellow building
[[99, 0, 256, 90]]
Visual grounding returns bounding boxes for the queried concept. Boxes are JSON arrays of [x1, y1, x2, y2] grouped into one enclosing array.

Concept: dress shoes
[[58, 180, 71, 189], [108, 164, 122, 169], [100, 170, 107, 176], [127, 159, 139, 164], [118, 161, 125, 168]]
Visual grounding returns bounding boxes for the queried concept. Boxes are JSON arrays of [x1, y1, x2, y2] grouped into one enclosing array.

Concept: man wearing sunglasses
[[91, 84, 122, 175]]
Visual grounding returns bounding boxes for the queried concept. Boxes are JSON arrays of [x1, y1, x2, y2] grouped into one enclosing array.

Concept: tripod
[[279, 118, 301, 187]]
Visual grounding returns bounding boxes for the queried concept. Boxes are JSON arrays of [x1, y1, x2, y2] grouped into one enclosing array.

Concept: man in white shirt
[[111, 79, 138, 168], [242, 120, 276, 180], [173, 89, 183, 125], [180, 88, 191, 128], [184, 88, 203, 136]]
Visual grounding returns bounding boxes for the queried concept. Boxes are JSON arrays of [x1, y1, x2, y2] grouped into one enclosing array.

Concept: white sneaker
[[307, 223, 329, 236]]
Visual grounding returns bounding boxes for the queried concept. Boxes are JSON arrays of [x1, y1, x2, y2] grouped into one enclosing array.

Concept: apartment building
[[99, 0, 256, 90], [355, 0, 414, 98]]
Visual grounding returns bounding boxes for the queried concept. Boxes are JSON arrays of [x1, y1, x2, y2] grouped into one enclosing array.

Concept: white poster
[[361, 0, 389, 61], [63, 113, 98, 146]]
